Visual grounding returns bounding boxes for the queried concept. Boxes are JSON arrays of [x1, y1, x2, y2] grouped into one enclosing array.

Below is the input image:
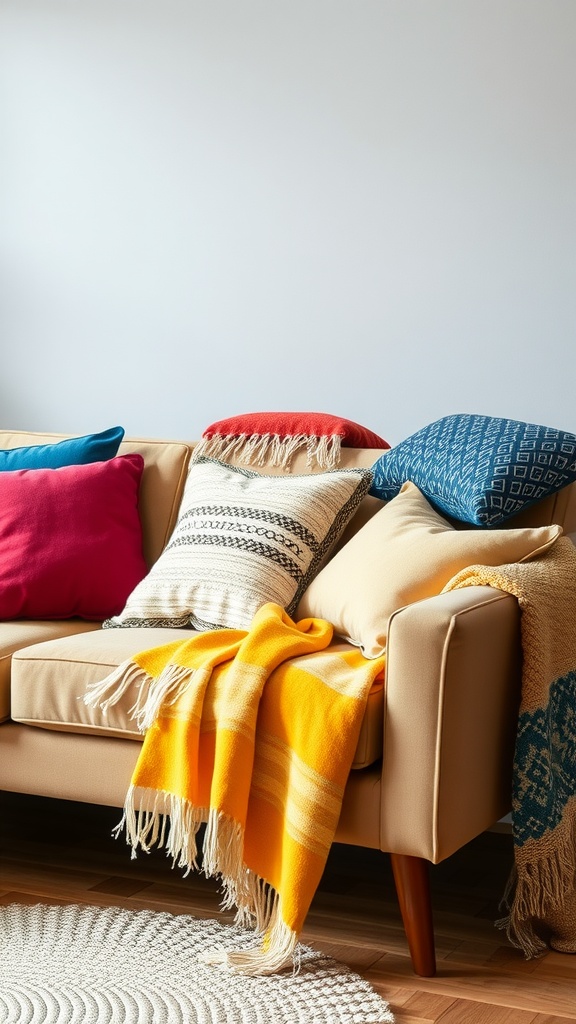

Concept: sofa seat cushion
[[0, 620, 102, 723], [9, 628, 383, 769]]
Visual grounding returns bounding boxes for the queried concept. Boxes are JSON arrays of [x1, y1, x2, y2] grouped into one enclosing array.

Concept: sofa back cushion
[[116, 438, 192, 566]]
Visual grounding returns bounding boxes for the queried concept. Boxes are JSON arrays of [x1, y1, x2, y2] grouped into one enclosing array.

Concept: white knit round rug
[[0, 903, 394, 1024]]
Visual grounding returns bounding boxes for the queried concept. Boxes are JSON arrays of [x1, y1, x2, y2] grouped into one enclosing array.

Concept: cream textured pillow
[[104, 456, 372, 631], [296, 481, 562, 658]]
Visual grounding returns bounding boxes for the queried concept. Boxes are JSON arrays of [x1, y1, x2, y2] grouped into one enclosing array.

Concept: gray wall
[[2, 0, 575, 445]]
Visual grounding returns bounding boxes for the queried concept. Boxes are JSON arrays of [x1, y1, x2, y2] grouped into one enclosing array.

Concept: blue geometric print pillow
[[369, 414, 576, 526]]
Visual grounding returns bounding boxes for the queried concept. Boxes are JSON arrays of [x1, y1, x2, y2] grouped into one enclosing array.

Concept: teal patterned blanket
[[445, 535, 576, 956]]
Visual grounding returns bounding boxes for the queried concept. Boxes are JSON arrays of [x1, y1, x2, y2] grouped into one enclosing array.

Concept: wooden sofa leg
[[390, 852, 437, 977]]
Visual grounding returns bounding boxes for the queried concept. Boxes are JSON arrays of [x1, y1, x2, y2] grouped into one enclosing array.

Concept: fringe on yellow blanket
[[444, 536, 576, 958], [85, 602, 386, 975]]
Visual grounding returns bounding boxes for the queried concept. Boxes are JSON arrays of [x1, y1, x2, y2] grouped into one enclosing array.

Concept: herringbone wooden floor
[[1, 791, 575, 1023]]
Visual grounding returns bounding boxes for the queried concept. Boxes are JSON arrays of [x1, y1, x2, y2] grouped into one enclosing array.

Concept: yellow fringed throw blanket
[[86, 602, 386, 975], [444, 535, 576, 958]]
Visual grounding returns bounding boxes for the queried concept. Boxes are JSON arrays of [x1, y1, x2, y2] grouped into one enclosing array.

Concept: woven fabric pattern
[[370, 413, 576, 526], [194, 411, 390, 470], [105, 457, 372, 631], [87, 603, 386, 975]]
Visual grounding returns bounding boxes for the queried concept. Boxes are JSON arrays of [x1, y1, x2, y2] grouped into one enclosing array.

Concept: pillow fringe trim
[[192, 432, 342, 470]]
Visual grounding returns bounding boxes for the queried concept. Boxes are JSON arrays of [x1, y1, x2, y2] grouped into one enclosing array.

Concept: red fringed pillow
[[0, 454, 148, 620], [194, 412, 390, 470]]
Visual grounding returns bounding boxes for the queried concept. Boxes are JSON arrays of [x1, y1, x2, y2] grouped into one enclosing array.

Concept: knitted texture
[[444, 536, 576, 955], [86, 603, 386, 975], [0, 903, 394, 1023]]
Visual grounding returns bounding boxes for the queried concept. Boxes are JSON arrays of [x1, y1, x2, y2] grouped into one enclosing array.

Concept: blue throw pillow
[[0, 426, 125, 472], [369, 414, 576, 526]]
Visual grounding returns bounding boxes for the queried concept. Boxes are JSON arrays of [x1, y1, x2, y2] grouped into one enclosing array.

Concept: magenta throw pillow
[[0, 454, 148, 620]]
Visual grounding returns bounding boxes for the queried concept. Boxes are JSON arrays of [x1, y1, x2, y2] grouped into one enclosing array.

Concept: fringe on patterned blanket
[[191, 432, 342, 470], [443, 536, 576, 959], [496, 800, 576, 958]]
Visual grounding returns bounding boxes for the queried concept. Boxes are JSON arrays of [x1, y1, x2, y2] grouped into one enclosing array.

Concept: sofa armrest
[[380, 586, 521, 863]]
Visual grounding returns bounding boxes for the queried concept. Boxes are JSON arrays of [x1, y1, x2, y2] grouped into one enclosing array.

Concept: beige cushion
[[117, 438, 192, 567], [296, 481, 562, 658], [0, 620, 102, 722], [10, 628, 383, 769], [10, 627, 191, 738], [217, 445, 389, 476]]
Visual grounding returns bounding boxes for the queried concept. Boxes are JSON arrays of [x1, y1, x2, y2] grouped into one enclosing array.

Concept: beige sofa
[[1, 428, 575, 977]]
